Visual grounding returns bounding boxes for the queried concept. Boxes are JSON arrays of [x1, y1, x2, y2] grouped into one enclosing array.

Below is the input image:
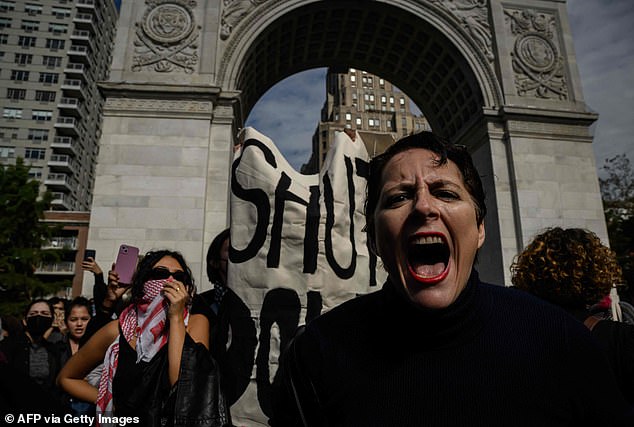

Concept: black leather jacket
[[113, 333, 231, 427], [173, 335, 232, 427]]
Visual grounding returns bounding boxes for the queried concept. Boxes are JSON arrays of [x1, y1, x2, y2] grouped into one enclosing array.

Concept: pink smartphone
[[114, 244, 139, 285]]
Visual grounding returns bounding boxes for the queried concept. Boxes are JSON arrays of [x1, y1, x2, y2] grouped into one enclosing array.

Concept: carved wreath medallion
[[504, 8, 568, 100], [133, 0, 200, 73]]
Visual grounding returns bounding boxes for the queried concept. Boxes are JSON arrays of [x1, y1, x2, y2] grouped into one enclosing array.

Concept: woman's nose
[[413, 189, 440, 219]]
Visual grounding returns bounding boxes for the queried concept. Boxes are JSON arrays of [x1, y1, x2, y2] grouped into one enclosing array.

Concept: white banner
[[226, 127, 385, 425]]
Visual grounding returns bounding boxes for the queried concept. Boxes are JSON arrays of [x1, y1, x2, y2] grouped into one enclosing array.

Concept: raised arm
[[162, 278, 210, 385]]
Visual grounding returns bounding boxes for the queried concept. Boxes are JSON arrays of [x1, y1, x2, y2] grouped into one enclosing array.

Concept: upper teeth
[[412, 235, 443, 245]]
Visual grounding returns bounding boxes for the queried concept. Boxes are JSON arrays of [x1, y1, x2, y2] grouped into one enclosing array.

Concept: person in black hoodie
[[271, 132, 634, 427], [0, 299, 67, 414], [200, 229, 257, 407], [512, 226, 634, 404]]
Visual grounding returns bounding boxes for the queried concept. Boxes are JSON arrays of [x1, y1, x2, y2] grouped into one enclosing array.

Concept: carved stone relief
[[220, 0, 269, 41], [431, 0, 494, 61], [132, 0, 201, 73], [105, 98, 213, 114], [504, 8, 568, 100]]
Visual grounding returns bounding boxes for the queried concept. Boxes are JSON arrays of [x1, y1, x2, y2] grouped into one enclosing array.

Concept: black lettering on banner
[[304, 185, 321, 274], [207, 289, 258, 406], [306, 290, 323, 323], [268, 173, 320, 272], [256, 288, 301, 417], [230, 139, 275, 263], [323, 156, 357, 279], [354, 157, 377, 286]]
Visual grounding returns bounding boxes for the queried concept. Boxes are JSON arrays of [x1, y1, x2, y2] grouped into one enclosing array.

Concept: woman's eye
[[435, 190, 459, 200], [384, 193, 409, 207]]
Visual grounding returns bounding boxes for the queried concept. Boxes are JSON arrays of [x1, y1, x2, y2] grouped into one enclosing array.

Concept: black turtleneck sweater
[[271, 272, 634, 427]]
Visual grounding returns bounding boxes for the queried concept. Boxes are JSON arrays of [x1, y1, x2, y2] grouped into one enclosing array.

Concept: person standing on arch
[[271, 132, 634, 426]]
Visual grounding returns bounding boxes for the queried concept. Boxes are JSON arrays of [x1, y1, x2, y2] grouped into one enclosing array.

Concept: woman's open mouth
[[407, 232, 450, 284]]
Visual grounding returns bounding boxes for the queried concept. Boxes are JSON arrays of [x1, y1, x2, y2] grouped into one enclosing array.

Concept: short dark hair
[[365, 132, 486, 252], [48, 296, 67, 309], [65, 296, 92, 320], [131, 250, 195, 301], [206, 228, 230, 284], [24, 299, 54, 318]]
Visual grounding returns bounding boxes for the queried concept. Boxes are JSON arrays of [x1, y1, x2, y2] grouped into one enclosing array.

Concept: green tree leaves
[[0, 159, 66, 315]]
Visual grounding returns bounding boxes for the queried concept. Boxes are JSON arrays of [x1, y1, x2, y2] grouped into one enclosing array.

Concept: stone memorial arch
[[88, 0, 605, 290]]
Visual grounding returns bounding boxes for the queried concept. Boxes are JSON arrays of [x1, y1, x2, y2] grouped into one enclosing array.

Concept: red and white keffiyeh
[[96, 279, 190, 420]]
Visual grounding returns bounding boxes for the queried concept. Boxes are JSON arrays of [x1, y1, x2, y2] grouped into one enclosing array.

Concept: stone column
[[83, 85, 219, 294]]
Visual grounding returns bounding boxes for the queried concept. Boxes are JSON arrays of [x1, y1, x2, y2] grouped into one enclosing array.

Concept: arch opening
[[233, 1, 486, 140]]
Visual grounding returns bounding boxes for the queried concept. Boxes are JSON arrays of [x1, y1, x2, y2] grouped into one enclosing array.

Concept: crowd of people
[[1, 131, 633, 427]]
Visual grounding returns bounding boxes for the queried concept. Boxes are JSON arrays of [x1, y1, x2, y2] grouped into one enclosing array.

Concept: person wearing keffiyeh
[[57, 250, 222, 426]]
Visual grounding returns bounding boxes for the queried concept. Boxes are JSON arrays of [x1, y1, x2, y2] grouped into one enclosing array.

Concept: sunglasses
[[148, 267, 188, 283]]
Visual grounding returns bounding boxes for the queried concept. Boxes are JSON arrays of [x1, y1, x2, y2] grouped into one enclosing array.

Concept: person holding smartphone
[[58, 249, 230, 426], [80, 252, 131, 345]]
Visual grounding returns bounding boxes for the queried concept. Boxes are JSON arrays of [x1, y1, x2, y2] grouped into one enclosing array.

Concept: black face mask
[[26, 315, 53, 338]]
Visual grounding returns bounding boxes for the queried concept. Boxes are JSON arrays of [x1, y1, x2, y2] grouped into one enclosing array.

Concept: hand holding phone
[[114, 244, 139, 285], [83, 249, 96, 261]]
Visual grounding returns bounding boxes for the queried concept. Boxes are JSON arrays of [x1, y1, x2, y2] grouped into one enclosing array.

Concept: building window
[[0, 127, 18, 139], [399, 97, 405, 105], [46, 39, 65, 49], [0, 34, 8, 44], [28, 167, 42, 180], [0, 146, 16, 158], [28, 129, 49, 141], [35, 90, 56, 102], [10, 70, 30, 81], [48, 23, 68, 34], [25, 148, 46, 160], [368, 118, 374, 127], [350, 75, 356, 83], [387, 119, 392, 129], [25, 3, 43, 15], [42, 56, 62, 67], [0, 17, 12, 29], [345, 113, 352, 122], [39, 72, 59, 84], [390, 96, 395, 105], [31, 110, 52, 121], [18, 36, 37, 47], [51, 7, 71, 18], [0, 1, 15, 12], [14, 53, 33, 65], [379, 78, 385, 87], [381, 95, 387, 104], [3, 107, 22, 119], [21, 20, 39, 32], [7, 88, 26, 100], [356, 117, 362, 126]]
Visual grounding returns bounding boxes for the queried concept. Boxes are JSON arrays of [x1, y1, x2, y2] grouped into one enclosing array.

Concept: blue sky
[[246, 0, 634, 174]]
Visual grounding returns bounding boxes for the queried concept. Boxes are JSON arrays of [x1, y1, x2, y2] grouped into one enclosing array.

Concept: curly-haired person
[[512, 227, 634, 403]]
